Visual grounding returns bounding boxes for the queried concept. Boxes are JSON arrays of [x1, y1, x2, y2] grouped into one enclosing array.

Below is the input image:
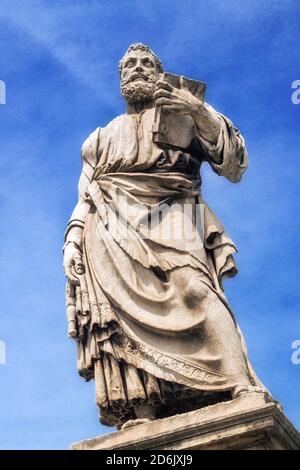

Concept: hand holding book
[[152, 72, 209, 149]]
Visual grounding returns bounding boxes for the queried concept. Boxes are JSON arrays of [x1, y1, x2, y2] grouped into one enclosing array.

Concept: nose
[[134, 65, 143, 72]]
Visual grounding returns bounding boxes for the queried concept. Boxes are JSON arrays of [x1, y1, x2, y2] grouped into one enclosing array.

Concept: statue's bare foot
[[121, 418, 153, 430], [232, 384, 271, 400]]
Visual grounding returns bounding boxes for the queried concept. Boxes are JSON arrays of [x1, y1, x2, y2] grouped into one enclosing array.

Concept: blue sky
[[0, 0, 299, 450]]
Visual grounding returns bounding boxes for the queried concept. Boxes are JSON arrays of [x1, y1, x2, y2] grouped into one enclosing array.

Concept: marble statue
[[63, 43, 267, 429]]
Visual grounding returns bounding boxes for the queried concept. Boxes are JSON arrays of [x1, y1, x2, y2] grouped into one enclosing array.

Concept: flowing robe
[[65, 104, 258, 426]]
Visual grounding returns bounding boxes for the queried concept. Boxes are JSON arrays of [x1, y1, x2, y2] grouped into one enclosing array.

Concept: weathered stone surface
[[70, 394, 300, 450], [63, 42, 268, 430]]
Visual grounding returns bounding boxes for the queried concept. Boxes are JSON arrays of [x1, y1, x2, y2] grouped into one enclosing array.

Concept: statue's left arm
[[154, 80, 248, 182], [192, 102, 248, 183]]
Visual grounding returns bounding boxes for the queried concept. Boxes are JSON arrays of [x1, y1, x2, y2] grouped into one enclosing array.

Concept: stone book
[[152, 72, 206, 150]]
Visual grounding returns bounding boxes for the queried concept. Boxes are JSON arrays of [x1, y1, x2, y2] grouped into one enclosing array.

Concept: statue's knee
[[183, 283, 210, 310]]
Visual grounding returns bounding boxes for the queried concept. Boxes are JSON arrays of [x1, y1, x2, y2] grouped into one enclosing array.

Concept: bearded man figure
[[63, 43, 267, 429]]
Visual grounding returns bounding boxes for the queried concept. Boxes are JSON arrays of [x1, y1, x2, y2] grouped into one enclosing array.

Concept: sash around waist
[[88, 171, 201, 201]]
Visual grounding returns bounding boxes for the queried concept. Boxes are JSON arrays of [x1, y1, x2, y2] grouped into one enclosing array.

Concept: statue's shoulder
[[80, 114, 127, 167], [81, 127, 101, 168]]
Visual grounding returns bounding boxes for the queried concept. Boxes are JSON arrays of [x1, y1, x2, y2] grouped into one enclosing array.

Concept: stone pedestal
[[71, 393, 300, 450]]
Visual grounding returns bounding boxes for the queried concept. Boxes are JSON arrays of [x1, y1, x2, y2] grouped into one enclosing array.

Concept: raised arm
[[194, 103, 248, 183], [154, 79, 248, 183]]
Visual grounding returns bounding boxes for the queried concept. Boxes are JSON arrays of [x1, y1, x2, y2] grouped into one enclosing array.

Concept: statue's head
[[119, 43, 164, 104]]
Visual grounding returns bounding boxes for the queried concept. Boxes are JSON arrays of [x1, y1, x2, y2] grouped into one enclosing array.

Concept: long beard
[[121, 79, 156, 104]]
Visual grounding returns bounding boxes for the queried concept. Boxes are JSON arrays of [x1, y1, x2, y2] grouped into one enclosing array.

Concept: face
[[120, 49, 159, 104], [121, 49, 158, 85]]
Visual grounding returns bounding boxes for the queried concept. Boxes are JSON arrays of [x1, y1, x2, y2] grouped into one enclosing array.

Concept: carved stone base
[[70, 393, 300, 450]]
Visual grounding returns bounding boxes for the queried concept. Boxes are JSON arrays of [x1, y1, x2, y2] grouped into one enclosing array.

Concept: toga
[[65, 104, 260, 427]]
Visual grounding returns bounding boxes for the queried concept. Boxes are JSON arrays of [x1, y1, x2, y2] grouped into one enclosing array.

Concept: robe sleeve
[[196, 103, 248, 183], [64, 127, 101, 246]]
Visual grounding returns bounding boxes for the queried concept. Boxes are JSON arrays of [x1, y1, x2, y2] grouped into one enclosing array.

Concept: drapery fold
[[65, 106, 257, 427]]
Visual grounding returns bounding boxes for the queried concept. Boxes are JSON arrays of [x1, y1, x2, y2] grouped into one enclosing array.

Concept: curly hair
[[119, 43, 164, 75]]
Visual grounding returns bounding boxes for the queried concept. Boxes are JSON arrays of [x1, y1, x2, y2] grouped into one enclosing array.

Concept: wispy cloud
[[0, 1, 122, 105]]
